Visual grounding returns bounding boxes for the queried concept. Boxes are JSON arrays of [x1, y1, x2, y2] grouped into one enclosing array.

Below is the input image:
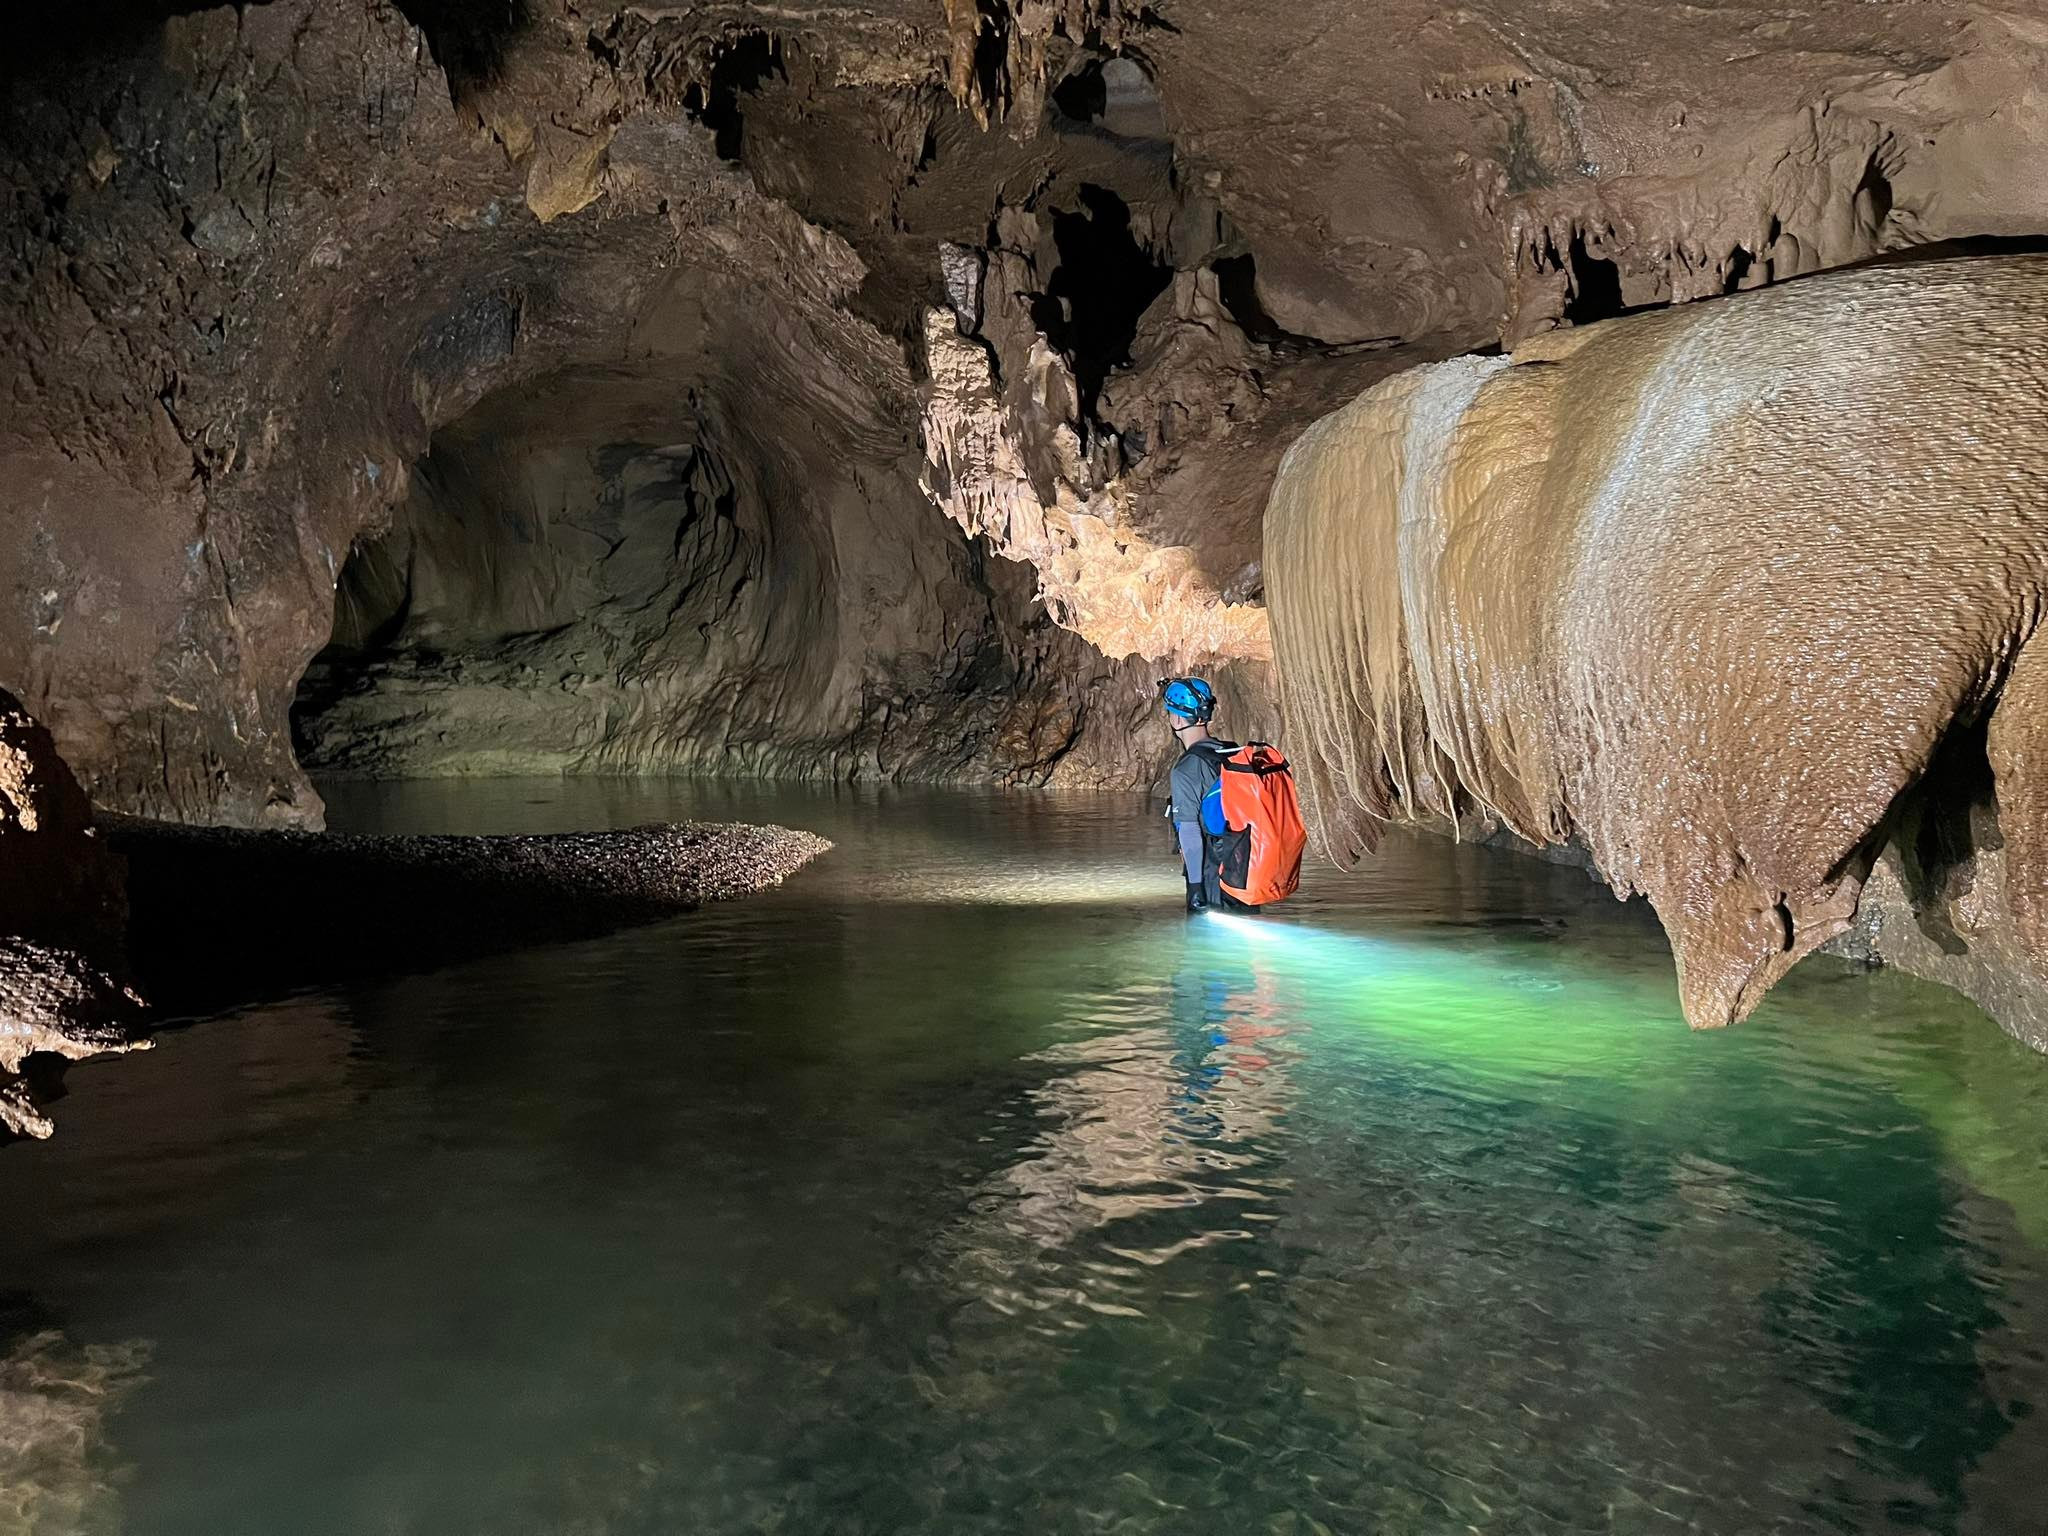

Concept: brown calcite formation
[[1267, 256, 2048, 1031], [918, 0, 2048, 702], [287, 223, 1165, 791], [1115, 0, 2048, 346], [919, 306, 1273, 665], [3, 2, 1176, 823]]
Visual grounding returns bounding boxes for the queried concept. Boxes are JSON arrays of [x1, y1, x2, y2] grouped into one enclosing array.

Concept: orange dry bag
[[1215, 743, 1308, 906]]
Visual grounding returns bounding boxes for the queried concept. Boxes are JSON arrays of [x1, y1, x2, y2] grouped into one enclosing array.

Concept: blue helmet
[[1159, 676, 1216, 724]]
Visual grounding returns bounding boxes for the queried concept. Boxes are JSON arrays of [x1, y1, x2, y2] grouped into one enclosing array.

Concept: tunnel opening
[[1050, 56, 1168, 140], [293, 372, 839, 779], [293, 360, 1138, 788], [969, 0, 1011, 121], [1032, 184, 1172, 424], [1050, 59, 1108, 124]]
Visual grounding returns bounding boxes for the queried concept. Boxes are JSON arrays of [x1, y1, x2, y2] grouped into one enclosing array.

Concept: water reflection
[[0, 1327, 150, 1536], [950, 923, 1299, 1317], [5, 782, 2048, 1533]]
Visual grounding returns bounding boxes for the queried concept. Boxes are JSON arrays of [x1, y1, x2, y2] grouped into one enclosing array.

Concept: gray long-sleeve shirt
[[1165, 738, 1238, 884]]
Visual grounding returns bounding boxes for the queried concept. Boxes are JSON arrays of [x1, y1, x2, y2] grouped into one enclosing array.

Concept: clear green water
[[9, 781, 2048, 1535]]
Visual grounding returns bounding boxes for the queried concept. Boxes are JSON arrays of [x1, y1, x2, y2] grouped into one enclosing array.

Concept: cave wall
[[1265, 256, 2048, 1034], [5, 1, 608, 826], [6, 0, 2048, 845], [2, 0, 1190, 826], [915, 0, 2048, 667], [0, 688, 142, 1138], [957, 0, 2048, 347]]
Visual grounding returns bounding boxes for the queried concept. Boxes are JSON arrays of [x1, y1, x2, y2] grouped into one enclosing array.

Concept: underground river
[[9, 781, 2048, 1534]]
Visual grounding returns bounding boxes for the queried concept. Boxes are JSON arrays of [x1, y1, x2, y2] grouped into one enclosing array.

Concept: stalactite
[[1268, 256, 2048, 1028]]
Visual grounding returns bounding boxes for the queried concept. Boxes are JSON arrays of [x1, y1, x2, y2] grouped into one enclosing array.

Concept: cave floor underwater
[[10, 780, 2048, 1534]]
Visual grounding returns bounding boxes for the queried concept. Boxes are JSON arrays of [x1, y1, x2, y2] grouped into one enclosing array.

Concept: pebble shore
[[105, 816, 834, 1005]]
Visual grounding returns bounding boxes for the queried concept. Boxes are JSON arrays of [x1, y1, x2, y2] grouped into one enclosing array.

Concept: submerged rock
[[0, 1328, 151, 1531]]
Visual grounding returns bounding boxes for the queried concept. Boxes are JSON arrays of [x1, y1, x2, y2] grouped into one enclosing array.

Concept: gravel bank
[[105, 817, 833, 1011]]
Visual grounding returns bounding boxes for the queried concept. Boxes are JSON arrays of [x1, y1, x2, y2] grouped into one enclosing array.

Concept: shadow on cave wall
[[392, 0, 534, 94], [1032, 184, 1173, 427], [1862, 232, 2048, 270], [683, 30, 786, 163], [1051, 55, 1171, 142], [8, 0, 533, 85], [9, 0, 229, 74]]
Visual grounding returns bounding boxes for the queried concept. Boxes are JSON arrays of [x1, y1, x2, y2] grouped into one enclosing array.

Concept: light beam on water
[[7, 780, 2048, 1534]]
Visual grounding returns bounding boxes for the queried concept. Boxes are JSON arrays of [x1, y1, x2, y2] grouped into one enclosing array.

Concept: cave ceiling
[[3, 0, 2044, 822]]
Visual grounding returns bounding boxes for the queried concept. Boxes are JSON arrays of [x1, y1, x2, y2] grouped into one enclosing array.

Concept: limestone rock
[[7, 0, 2048, 1051], [0, 691, 145, 1139], [1827, 796, 2048, 1053], [919, 307, 1273, 665], [0, 689, 125, 954], [11, 0, 2042, 832]]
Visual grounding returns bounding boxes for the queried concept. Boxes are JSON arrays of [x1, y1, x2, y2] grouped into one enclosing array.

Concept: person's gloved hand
[[1185, 883, 1209, 914]]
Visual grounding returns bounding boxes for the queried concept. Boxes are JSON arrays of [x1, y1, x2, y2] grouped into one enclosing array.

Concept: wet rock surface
[[3, 0, 1214, 826], [0, 691, 126, 955], [290, 320, 1163, 789], [27, 0, 2037, 826], [1827, 783, 2048, 1053], [0, 943, 148, 1140], [0, 691, 144, 1138]]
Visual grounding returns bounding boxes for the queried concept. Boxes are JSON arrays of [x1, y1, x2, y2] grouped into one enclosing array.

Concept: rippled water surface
[[10, 781, 2048, 1535]]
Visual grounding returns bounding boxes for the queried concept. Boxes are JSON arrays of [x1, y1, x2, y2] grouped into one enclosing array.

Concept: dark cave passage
[[1033, 184, 1173, 424], [1050, 55, 1169, 141], [293, 393, 808, 777], [1561, 233, 1624, 326], [292, 361, 1143, 788], [683, 30, 785, 162]]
